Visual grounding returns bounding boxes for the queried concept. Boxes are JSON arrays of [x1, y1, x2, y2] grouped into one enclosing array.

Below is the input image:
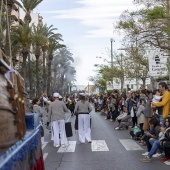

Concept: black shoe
[[88, 141, 92, 143]]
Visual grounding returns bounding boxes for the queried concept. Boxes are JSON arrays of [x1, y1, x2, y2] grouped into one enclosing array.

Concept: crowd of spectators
[[89, 82, 170, 165]]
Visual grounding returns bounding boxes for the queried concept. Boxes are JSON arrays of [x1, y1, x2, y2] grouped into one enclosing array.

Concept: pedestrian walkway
[[42, 139, 143, 157]]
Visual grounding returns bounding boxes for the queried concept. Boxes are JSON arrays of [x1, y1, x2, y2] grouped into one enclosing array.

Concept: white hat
[[53, 92, 59, 98], [79, 93, 85, 97], [59, 95, 63, 99]]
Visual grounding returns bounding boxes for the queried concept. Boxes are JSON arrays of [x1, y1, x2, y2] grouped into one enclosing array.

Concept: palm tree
[[10, 21, 32, 81], [46, 36, 65, 95], [0, 1, 6, 49], [20, 0, 43, 23], [32, 24, 47, 97], [40, 24, 58, 93], [4, 0, 22, 57], [52, 48, 75, 95]]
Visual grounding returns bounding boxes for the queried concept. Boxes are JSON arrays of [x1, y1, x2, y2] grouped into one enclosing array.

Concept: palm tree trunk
[[47, 59, 52, 96], [42, 47, 46, 93], [60, 73, 65, 95], [53, 64, 57, 92], [28, 54, 33, 98], [35, 55, 40, 97], [5, 0, 12, 59], [22, 52, 28, 82], [0, 0, 3, 48]]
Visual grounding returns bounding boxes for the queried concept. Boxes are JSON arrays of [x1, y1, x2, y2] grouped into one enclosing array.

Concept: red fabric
[[31, 150, 45, 170]]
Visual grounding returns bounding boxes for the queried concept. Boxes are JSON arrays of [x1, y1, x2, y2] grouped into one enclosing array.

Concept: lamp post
[[110, 38, 114, 68]]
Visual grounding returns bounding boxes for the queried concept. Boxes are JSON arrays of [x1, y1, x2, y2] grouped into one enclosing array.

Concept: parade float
[[0, 49, 44, 170]]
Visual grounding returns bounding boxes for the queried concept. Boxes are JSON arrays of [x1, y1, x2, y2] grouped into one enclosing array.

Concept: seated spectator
[[114, 106, 128, 130], [140, 117, 160, 155], [130, 125, 142, 140], [161, 119, 170, 165], [140, 117, 170, 163]]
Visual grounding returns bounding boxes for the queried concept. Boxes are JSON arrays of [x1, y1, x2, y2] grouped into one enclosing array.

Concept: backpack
[[133, 126, 141, 135]]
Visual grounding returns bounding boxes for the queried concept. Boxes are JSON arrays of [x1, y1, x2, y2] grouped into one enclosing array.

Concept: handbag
[[130, 107, 134, 117], [65, 122, 73, 137], [74, 114, 78, 130]]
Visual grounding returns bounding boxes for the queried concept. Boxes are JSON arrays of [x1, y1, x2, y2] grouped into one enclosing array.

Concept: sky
[[34, 0, 136, 86]]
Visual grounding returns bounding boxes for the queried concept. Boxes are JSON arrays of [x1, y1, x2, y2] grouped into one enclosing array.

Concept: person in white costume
[[74, 93, 92, 143], [47, 92, 68, 147]]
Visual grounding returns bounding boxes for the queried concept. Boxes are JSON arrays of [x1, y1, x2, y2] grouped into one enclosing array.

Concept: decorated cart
[[0, 49, 45, 170]]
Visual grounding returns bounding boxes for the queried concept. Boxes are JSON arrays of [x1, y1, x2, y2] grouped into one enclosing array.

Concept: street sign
[[148, 50, 168, 77]]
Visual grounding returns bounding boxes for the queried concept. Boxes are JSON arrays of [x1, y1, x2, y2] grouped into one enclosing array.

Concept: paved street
[[42, 105, 169, 170]]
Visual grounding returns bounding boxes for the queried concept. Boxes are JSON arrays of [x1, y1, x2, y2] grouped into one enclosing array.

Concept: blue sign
[[99, 87, 103, 92]]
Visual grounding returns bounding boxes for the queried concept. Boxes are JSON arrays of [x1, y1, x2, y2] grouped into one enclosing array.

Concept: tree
[[115, 0, 170, 85], [88, 76, 107, 91], [4, 0, 22, 58], [11, 21, 32, 81], [52, 48, 76, 96], [46, 36, 65, 95], [40, 24, 58, 93], [32, 24, 47, 97], [20, 0, 43, 23]]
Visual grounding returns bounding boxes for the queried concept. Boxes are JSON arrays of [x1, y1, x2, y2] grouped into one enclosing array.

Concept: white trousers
[[78, 114, 91, 143], [52, 120, 68, 146]]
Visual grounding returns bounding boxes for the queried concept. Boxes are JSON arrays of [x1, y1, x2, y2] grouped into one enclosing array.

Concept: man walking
[[47, 92, 68, 147]]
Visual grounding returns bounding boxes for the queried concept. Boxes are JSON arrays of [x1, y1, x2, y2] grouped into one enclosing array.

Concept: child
[[152, 89, 162, 103], [151, 89, 162, 118], [136, 98, 146, 136]]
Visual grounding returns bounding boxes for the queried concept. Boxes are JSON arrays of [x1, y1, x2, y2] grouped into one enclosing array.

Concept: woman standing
[[47, 92, 68, 147], [74, 93, 92, 143], [32, 98, 45, 144]]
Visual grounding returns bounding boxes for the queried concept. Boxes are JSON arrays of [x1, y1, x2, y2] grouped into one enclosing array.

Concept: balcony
[[11, 21, 19, 27], [11, 10, 19, 21], [12, 3, 19, 11]]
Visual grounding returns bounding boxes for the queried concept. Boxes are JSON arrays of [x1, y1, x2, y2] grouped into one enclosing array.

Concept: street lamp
[[110, 38, 114, 68]]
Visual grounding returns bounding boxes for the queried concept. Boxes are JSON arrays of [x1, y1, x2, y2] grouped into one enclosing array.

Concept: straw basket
[[0, 107, 18, 153]]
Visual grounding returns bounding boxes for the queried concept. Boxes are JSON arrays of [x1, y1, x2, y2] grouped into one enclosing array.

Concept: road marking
[[119, 139, 143, 151], [42, 142, 48, 150], [43, 153, 48, 160], [91, 140, 109, 151], [57, 141, 76, 153]]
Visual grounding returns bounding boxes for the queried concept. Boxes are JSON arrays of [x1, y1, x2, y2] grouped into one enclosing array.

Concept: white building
[[111, 77, 151, 91]]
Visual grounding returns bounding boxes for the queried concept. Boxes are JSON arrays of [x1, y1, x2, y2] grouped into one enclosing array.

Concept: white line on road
[[91, 140, 109, 151], [43, 153, 48, 160], [119, 139, 143, 151], [57, 141, 76, 153], [42, 142, 48, 150]]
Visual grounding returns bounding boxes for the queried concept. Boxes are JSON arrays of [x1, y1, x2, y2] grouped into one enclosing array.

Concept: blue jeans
[[157, 114, 165, 127], [142, 129, 154, 140], [149, 138, 157, 145], [142, 129, 155, 152], [148, 140, 164, 158]]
